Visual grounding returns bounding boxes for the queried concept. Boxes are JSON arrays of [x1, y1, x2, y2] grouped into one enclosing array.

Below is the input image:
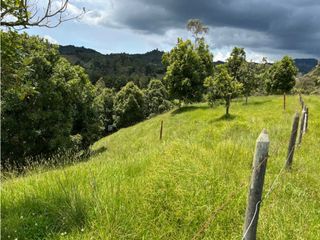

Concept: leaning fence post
[[286, 112, 300, 169], [243, 129, 270, 240], [299, 93, 302, 104], [159, 120, 163, 140], [298, 107, 306, 145]]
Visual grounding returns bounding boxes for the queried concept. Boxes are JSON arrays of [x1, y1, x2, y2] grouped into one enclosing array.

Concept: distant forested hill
[[59, 45, 318, 89], [59, 45, 166, 90], [294, 58, 318, 74]]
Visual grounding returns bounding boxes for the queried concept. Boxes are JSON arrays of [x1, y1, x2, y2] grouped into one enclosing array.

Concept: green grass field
[[1, 95, 320, 240]]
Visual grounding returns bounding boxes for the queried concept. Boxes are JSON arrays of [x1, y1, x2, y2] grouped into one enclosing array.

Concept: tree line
[[1, 31, 172, 167], [1, 20, 298, 167]]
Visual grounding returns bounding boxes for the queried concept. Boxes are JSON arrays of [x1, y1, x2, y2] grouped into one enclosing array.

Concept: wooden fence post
[[243, 129, 270, 240], [160, 120, 163, 140], [298, 107, 306, 145], [299, 93, 302, 104], [286, 112, 300, 169], [283, 93, 286, 110]]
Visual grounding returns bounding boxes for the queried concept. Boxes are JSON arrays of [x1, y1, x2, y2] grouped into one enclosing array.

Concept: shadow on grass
[[209, 114, 237, 123], [2, 186, 89, 239], [243, 99, 272, 106], [90, 146, 107, 157], [171, 105, 210, 115]]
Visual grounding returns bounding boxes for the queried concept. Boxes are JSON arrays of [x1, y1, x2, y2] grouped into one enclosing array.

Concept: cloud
[[73, 0, 319, 58], [43, 35, 59, 44]]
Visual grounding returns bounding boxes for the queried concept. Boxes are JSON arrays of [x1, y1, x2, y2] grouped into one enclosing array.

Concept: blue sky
[[24, 0, 320, 62]]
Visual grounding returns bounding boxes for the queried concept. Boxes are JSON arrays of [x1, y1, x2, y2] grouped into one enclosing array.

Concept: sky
[[24, 0, 320, 62]]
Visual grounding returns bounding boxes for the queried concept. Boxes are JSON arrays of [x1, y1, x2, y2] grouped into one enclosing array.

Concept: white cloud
[[43, 35, 59, 44]]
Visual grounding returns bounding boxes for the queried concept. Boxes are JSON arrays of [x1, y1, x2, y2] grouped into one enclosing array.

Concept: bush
[[144, 79, 172, 117], [113, 82, 145, 128], [1, 31, 104, 166]]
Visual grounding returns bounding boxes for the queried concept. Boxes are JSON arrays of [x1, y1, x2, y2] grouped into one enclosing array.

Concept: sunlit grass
[[1, 95, 320, 240]]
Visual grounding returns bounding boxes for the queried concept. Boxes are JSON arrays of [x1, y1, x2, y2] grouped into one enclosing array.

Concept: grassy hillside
[[2, 96, 320, 240]]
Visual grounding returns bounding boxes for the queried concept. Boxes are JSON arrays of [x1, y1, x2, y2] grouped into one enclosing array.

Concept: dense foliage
[[162, 38, 213, 103], [113, 82, 145, 128], [144, 79, 172, 117], [59, 46, 165, 90], [266, 56, 298, 94], [1, 31, 104, 165], [226, 47, 257, 103]]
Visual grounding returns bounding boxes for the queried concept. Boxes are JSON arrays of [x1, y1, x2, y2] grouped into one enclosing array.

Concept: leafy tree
[[239, 61, 258, 104], [204, 65, 242, 115], [1, 0, 84, 28], [144, 79, 172, 117], [95, 85, 115, 133], [197, 38, 214, 82], [162, 38, 207, 104], [113, 82, 145, 128], [266, 56, 298, 94], [227, 47, 246, 82], [1, 31, 103, 166]]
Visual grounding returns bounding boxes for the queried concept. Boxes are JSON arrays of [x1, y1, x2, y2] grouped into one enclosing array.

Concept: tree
[[144, 79, 172, 117], [186, 19, 209, 44], [226, 47, 246, 82], [95, 85, 115, 133], [1, 0, 84, 28], [239, 61, 258, 104], [197, 38, 214, 82], [162, 38, 206, 104], [113, 82, 145, 128], [267, 56, 298, 94], [204, 65, 242, 115], [1, 31, 103, 166]]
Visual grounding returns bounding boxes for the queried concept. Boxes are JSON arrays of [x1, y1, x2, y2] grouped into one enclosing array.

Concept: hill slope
[[294, 58, 318, 74], [59, 45, 318, 87], [296, 64, 320, 93], [59, 45, 166, 90], [2, 96, 320, 239]]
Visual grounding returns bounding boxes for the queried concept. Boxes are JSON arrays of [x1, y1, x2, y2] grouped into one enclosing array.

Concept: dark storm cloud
[[106, 0, 320, 57]]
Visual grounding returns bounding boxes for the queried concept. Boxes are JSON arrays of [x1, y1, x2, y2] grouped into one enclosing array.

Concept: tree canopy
[[113, 82, 145, 128], [162, 38, 213, 103], [267, 56, 298, 93], [1, 31, 103, 165], [204, 64, 242, 115]]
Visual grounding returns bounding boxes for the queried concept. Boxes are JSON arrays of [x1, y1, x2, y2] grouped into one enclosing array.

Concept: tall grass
[[1, 95, 320, 239]]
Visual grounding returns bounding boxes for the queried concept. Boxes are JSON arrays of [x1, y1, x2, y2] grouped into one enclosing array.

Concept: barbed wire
[[241, 145, 296, 239], [191, 182, 247, 240], [192, 97, 306, 240]]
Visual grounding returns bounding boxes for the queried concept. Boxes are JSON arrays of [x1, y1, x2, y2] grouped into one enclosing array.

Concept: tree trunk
[[226, 97, 230, 115], [245, 95, 248, 104]]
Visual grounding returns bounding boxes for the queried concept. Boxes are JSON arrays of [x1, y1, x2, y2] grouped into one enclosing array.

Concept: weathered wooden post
[[243, 129, 270, 240], [286, 112, 300, 169], [299, 93, 302, 104], [298, 107, 306, 145], [283, 93, 286, 110], [160, 120, 163, 140]]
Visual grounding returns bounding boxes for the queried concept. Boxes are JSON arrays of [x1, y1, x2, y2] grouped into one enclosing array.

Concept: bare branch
[[0, 0, 85, 29]]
